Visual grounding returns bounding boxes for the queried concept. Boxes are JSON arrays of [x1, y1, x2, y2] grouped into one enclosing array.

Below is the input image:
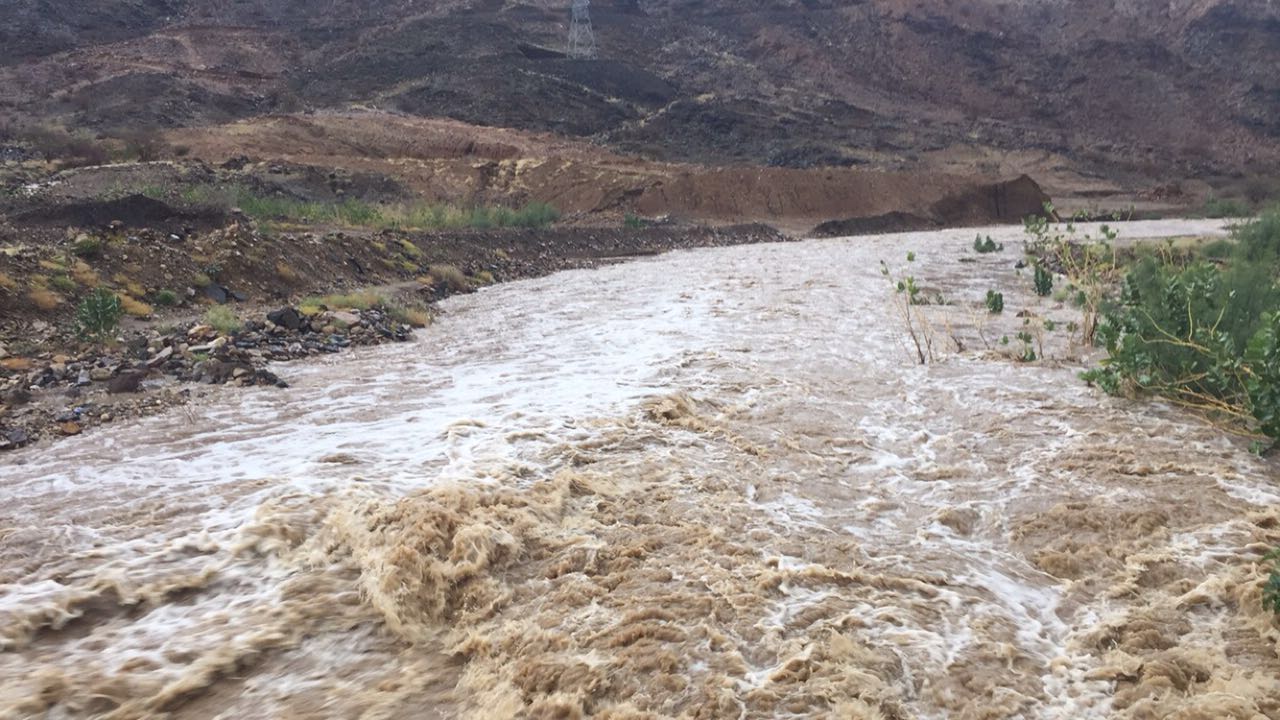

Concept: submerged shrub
[[1033, 264, 1054, 297], [973, 234, 1003, 253], [985, 289, 1004, 313]]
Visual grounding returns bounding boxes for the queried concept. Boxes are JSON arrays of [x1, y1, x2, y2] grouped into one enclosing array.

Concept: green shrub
[[72, 236, 103, 258], [973, 234, 1003, 253], [76, 288, 123, 340], [1016, 330, 1037, 362], [1232, 205, 1280, 267], [203, 306, 241, 335], [1264, 548, 1280, 615], [1083, 209, 1280, 443], [1033, 264, 1054, 297], [154, 289, 179, 306], [1203, 196, 1251, 219], [50, 275, 76, 292], [1200, 238, 1235, 260], [985, 289, 1004, 313], [624, 212, 645, 229]]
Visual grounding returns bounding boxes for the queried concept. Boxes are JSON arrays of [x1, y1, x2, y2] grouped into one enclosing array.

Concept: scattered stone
[[147, 346, 174, 367], [89, 367, 113, 382], [330, 310, 361, 327], [1, 358, 34, 371], [5, 387, 32, 406], [267, 307, 304, 331], [59, 421, 82, 436], [108, 372, 146, 394], [0, 428, 30, 451], [203, 285, 229, 304]]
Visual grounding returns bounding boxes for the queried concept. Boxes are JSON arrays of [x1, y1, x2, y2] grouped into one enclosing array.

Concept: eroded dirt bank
[[2, 221, 1278, 719]]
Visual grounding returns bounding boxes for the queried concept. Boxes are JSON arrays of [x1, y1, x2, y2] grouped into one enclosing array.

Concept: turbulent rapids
[[3, 221, 1279, 719]]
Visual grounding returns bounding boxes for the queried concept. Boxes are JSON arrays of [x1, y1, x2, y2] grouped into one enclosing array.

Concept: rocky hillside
[[0, 0, 1276, 186]]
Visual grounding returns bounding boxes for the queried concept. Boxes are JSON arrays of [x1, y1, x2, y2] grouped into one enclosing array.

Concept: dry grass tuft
[[71, 260, 99, 287], [0, 272, 19, 291], [28, 289, 62, 310], [428, 264, 469, 292], [119, 294, 153, 317], [276, 261, 299, 283]]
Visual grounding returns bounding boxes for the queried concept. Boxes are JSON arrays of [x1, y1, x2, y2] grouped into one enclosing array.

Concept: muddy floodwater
[[3, 221, 1279, 719]]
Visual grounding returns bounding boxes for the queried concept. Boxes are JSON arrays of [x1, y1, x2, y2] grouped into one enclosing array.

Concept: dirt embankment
[[155, 111, 1054, 227]]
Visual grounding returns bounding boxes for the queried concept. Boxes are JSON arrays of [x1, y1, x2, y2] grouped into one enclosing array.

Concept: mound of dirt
[[811, 212, 937, 237], [11, 194, 229, 231], [810, 175, 1052, 237]]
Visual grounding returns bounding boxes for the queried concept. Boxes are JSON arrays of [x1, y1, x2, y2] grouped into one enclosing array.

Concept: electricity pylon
[[567, 0, 598, 59]]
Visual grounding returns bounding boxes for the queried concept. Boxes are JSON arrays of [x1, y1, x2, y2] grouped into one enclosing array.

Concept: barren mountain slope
[[1, 0, 1276, 186]]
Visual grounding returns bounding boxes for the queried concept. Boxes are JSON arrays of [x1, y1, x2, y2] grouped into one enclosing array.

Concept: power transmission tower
[[567, 0, 598, 59]]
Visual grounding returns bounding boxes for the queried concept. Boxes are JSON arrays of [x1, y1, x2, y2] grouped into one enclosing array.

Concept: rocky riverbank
[[0, 221, 787, 451]]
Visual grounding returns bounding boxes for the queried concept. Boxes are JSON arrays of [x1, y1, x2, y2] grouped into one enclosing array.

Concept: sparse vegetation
[[386, 304, 432, 328], [1202, 196, 1251, 219], [985, 289, 1004, 313], [17, 123, 111, 167], [70, 260, 99, 287], [27, 289, 61, 311], [1264, 548, 1280, 616], [624, 212, 645, 229], [72, 236, 103, 258], [1024, 206, 1120, 346], [153, 289, 179, 306], [49, 275, 77, 293], [203, 306, 242, 334], [275, 261, 299, 283], [301, 292, 384, 313], [973, 235, 1003, 253], [1033, 263, 1053, 297], [428, 264, 469, 293], [119, 295, 153, 317], [177, 184, 560, 231], [881, 251, 936, 364], [75, 288, 122, 340]]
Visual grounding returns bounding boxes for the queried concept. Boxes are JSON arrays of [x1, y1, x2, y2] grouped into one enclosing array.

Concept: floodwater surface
[[3, 220, 1278, 719]]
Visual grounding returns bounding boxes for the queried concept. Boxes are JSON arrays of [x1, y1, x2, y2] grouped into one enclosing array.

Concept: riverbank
[[0, 221, 785, 451]]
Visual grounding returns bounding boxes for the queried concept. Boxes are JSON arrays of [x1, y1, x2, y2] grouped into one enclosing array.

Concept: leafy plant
[[985, 289, 1004, 313], [71, 236, 103, 258], [1016, 330, 1037, 362], [1033, 264, 1054, 297], [880, 252, 935, 364], [1264, 548, 1280, 615], [1203, 196, 1250, 219], [1082, 207, 1280, 444], [973, 235, 1003, 253], [1024, 206, 1120, 345], [76, 288, 123, 340]]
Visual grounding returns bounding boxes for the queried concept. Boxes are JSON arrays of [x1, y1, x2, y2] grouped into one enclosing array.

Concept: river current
[[3, 220, 1278, 719]]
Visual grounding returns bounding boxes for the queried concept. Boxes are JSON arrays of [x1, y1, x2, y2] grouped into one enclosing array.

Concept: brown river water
[[2, 220, 1279, 719]]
